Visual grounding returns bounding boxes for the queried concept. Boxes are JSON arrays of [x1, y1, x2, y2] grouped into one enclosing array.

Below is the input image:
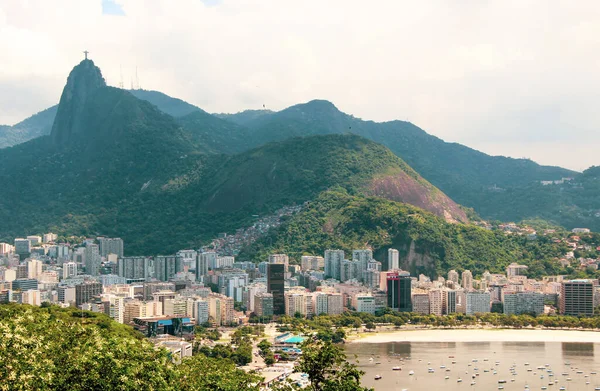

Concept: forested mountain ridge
[[2, 62, 598, 233], [0, 60, 467, 255], [0, 105, 58, 148]]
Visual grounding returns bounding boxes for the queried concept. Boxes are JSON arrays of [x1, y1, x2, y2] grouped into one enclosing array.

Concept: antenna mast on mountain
[[135, 66, 140, 90], [119, 65, 124, 89]]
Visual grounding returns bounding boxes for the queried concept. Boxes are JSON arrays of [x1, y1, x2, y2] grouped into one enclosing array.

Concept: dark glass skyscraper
[[387, 271, 412, 312], [267, 263, 285, 315]]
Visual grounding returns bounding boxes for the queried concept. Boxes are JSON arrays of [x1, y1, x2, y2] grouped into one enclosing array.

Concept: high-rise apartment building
[[21, 289, 41, 306], [387, 271, 412, 312], [324, 250, 344, 280], [445, 290, 457, 314], [313, 292, 343, 316], [340, 260, 357, 282], [254, 292, 274, 317], [62, 262, 78, 280], [43, 233, 58, 244], [354, 294, 377, 314], [353, 249, 373, 282], [447, 270, 459, 285], [0, 243, 15, 256], [461, 270, 473, 291], [208, 294, 234, 326], [388, 248, 400, 270], [503, 292, 544, 315], [12, 278, 38, 291], [194, 299, 209, 325], [75, 281, 102, 306], [98, 237, 124, 258], [27, 259, 43, 280], [429, 289, 444, 316], [267, 263, 285, 315], [301, 256, 325, 271], [466, 291, 491, 314], [177, 250, 198, 269], [85, 244, 101, 276], [216, 256, 235, 269], [14, 239, 31, 257], [560, 279, 596, 316], [285, 291, 312, 317], [58, 286, 76, 304], [197, 252, 215, 278], [245, 283, 267, 312], [506, 263, 528, 278], [118, 257, 152, 280], [154, 255, 183, 281], [412, 293, 430, 314], [26, 236, 42, 246], [218, 272, 248, 302]]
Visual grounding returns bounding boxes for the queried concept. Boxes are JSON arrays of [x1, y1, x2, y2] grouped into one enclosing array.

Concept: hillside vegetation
[[238, 189, 571, 278], [0, 59, 463, 256]]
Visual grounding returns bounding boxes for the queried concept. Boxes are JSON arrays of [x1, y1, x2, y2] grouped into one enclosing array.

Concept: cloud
[[102, 0, 125, 16], [0, 0, 599, 171]]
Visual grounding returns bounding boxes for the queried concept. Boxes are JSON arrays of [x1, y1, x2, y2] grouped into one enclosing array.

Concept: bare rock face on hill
[[368, 169, 468, 223], [51, 59, 106, 145]]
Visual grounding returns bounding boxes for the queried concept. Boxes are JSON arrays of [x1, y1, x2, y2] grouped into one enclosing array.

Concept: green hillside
[[0, 304, 264, 390], [114, 134, 466, 253], [238, 189, 571, 278], [129, 89, 201, 117], [0, 59, 465, 255], [0, 105, 58, 148], [224, 100, 599, 230], [177, 110, 249, 154]]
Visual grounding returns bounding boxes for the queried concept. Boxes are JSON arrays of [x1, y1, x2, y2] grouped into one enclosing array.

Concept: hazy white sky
[[1, 0, 599, 171]]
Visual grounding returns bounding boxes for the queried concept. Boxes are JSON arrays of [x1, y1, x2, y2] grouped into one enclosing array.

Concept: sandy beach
[[353, 328, 600, 343]]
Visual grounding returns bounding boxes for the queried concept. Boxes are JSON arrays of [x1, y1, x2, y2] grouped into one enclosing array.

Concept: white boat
[[392, 366, 401, 371], [457, 378, 462, 382], [374, 375, 382, 380], [470, 381, 476, 385], [409, 370, 414, 376], [445, 376, 449, 379]]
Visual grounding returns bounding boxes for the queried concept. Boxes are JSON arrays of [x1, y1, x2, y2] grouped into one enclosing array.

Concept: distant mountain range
[[1, 59, 598, 254]]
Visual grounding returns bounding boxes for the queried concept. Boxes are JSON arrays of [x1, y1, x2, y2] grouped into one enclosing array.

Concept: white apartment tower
[[388, 248, 400, 270]]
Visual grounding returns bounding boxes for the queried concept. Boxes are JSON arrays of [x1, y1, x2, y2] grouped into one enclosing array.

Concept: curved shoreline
[[351, 328, 600, 343]]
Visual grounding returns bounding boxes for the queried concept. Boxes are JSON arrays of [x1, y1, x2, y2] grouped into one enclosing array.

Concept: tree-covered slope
[[0, 304, 262, 390], [225, 100, 596, 229], [108, 134, 467, 253], [191, 134, 467, 223], [129, 89, 201, 118], [0, 57, 465, 255], [214, 109, 274, 126], [176, 110, 250, 154], [238, 189, 570, 278], [0, 105, 58, 148], [0, 61, 201, 247]]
